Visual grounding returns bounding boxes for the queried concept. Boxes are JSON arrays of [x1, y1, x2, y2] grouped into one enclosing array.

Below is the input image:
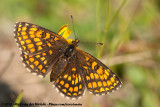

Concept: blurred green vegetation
[[0, 0, 160, 107]]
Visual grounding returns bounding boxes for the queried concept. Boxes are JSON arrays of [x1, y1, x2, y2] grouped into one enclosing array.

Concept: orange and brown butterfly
[[14, 22, 122, 99]]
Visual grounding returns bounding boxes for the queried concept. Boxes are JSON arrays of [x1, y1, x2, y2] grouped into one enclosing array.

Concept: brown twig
[[101, 50, 159, 67]]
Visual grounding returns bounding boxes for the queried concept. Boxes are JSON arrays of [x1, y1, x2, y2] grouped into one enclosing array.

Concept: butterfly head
[[72, 39, 79, 47], [67, 38, 79, 47]]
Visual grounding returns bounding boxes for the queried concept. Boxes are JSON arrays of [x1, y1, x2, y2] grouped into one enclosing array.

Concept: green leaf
[[13, 90, 23, 107]]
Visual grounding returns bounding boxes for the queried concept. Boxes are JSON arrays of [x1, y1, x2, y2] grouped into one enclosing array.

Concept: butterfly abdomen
[[50, 56, 68, 82]]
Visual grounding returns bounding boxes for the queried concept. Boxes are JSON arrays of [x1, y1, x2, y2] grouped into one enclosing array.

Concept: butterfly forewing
[[21, 49, 65, 77], [76, 49, 122, 95], [14, 22, 68, 55], [14, 22, 68, 77]]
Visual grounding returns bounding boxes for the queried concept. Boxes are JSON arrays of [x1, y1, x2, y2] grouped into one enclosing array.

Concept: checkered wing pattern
[[14, 22, 68, 55], [14, 22, 68, 77], [76, 49, 122, 95], [21, 50, 64, 77], [51, 55, 85, 99], [14, 22, 122, 99]]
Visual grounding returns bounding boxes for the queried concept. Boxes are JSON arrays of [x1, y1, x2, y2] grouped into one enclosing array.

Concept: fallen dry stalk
[[101, 50, 160, 66]]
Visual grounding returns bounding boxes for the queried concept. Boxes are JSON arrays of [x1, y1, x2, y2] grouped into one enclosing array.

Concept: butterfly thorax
[[65, 39, 79, 57]]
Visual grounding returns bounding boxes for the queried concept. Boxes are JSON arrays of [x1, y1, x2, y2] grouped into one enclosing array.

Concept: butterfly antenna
[[70, 15, 77, 40], [79, 41, 104, 45]]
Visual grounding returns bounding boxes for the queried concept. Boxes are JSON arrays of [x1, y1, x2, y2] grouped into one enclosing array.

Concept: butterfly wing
[[51, 55, 85, 99], [14, 22, 69, 77], [76, 49, 122, 95], [21, 49, 65, 77], [14, 22, 68, 55]]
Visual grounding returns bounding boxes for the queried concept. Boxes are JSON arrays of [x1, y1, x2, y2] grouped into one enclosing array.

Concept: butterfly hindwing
[[51, 55, 85, 99], [14, 22, 68, 55], [76, 49, 122, 95]]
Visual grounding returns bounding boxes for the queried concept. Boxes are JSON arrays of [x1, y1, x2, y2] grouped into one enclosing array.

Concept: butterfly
[[14, 22, 122, 99]]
